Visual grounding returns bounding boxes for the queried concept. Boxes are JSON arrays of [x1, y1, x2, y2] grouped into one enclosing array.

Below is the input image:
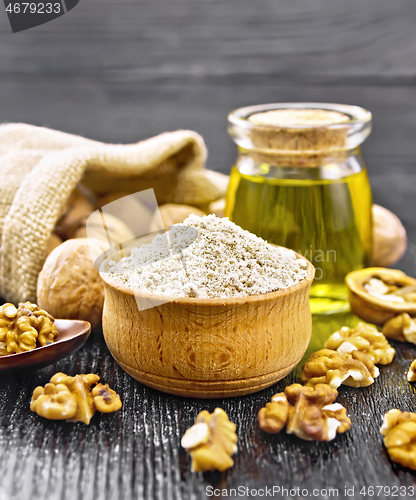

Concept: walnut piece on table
[[324, 322, 395, 365], [300, 348, 377, 389], [181, 408, 237, 472], [258, 383, 351, 442], [258, 392, 289, 434], [380, 409, 416, 470], [31, 372, 122, 424], [382, 313, 416, 344], [407, 360, 416, 382], [91, 384, 122, 413], [0, 302, 58, 356]]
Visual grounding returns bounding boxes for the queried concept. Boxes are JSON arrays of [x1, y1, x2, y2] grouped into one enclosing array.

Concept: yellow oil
[[225, 165, 373, 314]]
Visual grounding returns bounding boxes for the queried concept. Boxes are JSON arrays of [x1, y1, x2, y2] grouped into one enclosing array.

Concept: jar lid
[[228, 103, 372, 153]]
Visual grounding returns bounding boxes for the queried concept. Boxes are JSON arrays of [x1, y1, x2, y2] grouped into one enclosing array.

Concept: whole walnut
[[372, 205, 407, 267], [149, 204, 206, 232], [54, 188, 95, 240], [37, 238, 105, 327], [75, 212, 134, 247]]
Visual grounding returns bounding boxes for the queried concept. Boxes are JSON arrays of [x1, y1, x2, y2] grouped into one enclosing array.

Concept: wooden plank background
[[0, 1, 416, 499]]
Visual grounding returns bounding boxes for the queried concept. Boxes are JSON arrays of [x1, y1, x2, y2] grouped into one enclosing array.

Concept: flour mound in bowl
[[105, 214, 308, 298]]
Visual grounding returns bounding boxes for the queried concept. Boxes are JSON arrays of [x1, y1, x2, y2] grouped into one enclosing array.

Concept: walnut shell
[[346, 268, 416, 326], [75, 212, 135, 247], [373, 205, 407, 267], [46, 233, 63, 256], [149, 203, 206, 232], [37, 238, 105, 327], [209, 198, 225, 217], [54, 189, 95, 240]]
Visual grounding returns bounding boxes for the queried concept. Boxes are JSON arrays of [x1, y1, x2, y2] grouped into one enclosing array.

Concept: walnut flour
[[105, 214, 308, 298]]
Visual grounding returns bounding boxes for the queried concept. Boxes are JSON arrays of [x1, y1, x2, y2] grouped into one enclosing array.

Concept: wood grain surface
[[0, 0, 416, 499]]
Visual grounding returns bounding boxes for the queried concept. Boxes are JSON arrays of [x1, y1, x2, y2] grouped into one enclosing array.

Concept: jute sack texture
[[0, 123, 228, 304]]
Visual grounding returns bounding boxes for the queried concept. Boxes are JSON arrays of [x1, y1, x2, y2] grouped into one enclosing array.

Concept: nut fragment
[[380, 409, 416, 470], [382, 313, 416, 344], [30, 372, 122, 424], [258, 384, 351, 441], [407, 360, 416, 382], [181, 423, 210, 449], [258, 392, 289, 434], [181, 408, 237, 472], [324, 322, 395, 365], [286, 384, 351, 441], [91, 384, 122, 413], [0, 302, 58, 356], [300, 348, 376, 389]]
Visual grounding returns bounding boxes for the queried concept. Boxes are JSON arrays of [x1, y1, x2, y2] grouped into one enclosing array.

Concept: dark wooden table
[[1, 1, 416, 499]]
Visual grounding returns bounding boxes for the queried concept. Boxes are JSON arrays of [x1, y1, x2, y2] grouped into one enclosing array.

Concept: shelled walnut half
[[300, 348, 378, 389], [324, 322, 395, 365], [382, 313, 416, 344], [30, 372, 122, 424], [258, 384, 351, 442], [0, 302, 58, 356], [181, 408, 237, 472], [258, 392, 289, 434], [380, 409, 416, 470]]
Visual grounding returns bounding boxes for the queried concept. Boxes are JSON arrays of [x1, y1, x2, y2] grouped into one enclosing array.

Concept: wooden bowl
[[100, 249, 314, 398]]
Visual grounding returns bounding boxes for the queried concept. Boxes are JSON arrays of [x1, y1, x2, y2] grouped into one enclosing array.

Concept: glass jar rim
[[227, 102, 372, 154], [228, 102, 372, 130]]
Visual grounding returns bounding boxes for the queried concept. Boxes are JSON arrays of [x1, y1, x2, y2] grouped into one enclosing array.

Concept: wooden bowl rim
[[100, 246, 315, 306]]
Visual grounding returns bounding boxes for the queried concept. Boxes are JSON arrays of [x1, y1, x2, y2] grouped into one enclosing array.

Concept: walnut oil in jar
[[225, 103, 373, 314]]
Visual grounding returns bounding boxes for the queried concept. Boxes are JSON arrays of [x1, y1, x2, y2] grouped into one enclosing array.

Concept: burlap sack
[[0, 123, 229, 304]]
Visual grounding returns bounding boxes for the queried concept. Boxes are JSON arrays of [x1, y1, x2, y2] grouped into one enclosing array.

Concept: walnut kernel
[[91, 384, 122, 413], [300, 348, 376, 389], [258, 392, 289, 434], [382, 313, 416, 344], [30, 372, 122, 424], [181, 408, 237, 472], [380, 409, 416, 470], [258, 384, 351, 441], [31, 383, 77, 420], [324, 322, 395, 365], [0, 302, 58, 356]]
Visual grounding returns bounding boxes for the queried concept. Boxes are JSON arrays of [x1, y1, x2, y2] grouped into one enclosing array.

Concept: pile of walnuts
[[0, 301, 58, 356]]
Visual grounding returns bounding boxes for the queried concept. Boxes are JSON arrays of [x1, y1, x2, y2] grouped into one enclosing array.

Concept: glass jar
[[225, 102, 373, 315]]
